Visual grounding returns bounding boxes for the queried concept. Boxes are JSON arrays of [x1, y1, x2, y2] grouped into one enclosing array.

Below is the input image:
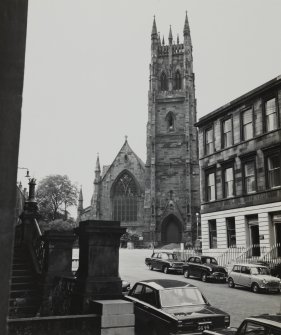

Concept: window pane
[[209, 220, 217, 249], [245, 161, 255, 177], [205, 128, 213, 155], [265, 98, 277, 131], [112, 172, 138, 222], [244, 123, 253, 140], [223, 118, 232, 148], [224, 167, 234, 197], [207, 172, 215, 201], [244, 161, 256, 193], [226, 217, 236, 248], [268, 155, 281, 188]]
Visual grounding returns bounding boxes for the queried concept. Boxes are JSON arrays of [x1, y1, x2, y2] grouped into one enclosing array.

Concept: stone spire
[[183, 11, 190, 36], [78, 187, 83, 211], [162, 36, 165, 45], [94, 154, 101, 183], [151, 16, 157, 38], [168, 25, 173, 45]]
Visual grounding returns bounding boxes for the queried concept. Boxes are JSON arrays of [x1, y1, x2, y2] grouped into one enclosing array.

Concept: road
[[119, 248, 281, 328]]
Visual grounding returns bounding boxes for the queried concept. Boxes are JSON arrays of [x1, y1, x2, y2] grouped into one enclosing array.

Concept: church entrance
[[161, 215, 182, 244]]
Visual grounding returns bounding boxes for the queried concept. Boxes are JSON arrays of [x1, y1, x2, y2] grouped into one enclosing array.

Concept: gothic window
[[175, 70, 181, 90], [112, 171, 138, 222], [166, 112, 175, 131], [160, 72, 168, 91]]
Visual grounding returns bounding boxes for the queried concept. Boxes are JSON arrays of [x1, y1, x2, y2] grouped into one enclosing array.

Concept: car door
[[238, 266, 251, 287], [151, 253, 158, 269], [230, 265, 241, 285], [126, 284, 148, 326], [141, 285, 170, 333], [187, 257, 195, 276], [194, 257, 202, 277]]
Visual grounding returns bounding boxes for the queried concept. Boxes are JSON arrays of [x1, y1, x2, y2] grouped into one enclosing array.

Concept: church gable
[[97, 139, 145, 225]]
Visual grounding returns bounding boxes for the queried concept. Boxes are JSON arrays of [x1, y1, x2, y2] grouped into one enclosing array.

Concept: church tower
[[144, 13, 200, 246]]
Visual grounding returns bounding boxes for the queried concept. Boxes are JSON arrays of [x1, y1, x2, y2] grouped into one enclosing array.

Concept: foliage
[[39, 218, 77, 232], [36, 174, 78, 221]]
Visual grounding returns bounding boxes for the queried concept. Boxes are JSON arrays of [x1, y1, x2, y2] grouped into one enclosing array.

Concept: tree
[[36, 174, 79, 221]]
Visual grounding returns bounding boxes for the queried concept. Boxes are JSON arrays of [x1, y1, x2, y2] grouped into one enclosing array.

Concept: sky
[[18, 0, 281, 216]]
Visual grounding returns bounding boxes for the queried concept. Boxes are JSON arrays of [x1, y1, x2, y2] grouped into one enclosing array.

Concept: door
[[273, 213, 281, 257], [161, 215, 182, 243], [250, 225, 260, 257], [276, 223, 281, 257]]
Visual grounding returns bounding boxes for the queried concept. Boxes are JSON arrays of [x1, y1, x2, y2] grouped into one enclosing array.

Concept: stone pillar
[[41, 230, 76, 315], [0, 1, 28, 332], [72, 220, 126, 313]]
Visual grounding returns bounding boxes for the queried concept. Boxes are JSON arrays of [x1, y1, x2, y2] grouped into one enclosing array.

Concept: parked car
[[122, 280, 131, 293], [182, 256, 228, 282], [228, 263, 281, 294], [125, 279, 230, 335], [203, 314, 281, 335], [145, 251, 184, 274]]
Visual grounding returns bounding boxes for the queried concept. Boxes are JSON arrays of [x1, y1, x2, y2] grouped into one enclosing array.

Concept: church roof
[[101, 138, 145, 182]]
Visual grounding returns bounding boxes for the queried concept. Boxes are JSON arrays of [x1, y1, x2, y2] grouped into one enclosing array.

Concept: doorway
[[161, 215, 182, 244], [250, 225, 260, 256]]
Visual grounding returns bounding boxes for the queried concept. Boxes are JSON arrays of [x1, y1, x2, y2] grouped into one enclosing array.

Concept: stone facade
[[78, 14, 200, 245], [143, 15, 200, 245], [196, 75, 281, 256]]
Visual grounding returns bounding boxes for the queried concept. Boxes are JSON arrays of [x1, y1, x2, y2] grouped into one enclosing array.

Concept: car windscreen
[[251, 267, 270, 275], [162, 253, 178, 260], [201, 257, 217, 265], [159, 287, 206, 307]]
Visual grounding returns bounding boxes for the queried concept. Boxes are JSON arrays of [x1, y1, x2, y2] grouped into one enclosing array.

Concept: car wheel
[[163, 266, 169, 274], [148, 264, 153, 271], [184, 269, 190, 278], [228, 278, 235, 288], [201, 272, 207, 282], [252, 283, 259, 293]]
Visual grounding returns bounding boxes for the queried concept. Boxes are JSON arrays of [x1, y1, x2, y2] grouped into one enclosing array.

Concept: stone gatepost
[[72, 220, 126, 313], [41, 230, 76, 315]]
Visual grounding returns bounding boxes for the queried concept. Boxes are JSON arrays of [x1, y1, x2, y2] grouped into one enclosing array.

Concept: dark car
[[182, 256, 227, 282], [122, 280, 131, 293], [125, 279, 230, 335], [203, 314, 281, 335], [145, 252, 184, 274]]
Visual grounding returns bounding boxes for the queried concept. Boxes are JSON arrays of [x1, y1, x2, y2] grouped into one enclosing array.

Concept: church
[[77, 13, 200, 246]]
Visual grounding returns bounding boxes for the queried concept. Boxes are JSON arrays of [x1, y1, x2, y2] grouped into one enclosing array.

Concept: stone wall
[[0, 1, 28, 333]]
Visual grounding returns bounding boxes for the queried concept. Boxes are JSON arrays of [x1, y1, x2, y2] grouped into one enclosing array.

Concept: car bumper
[[208, 273, 227, 281], [168, 267, 183, 273], [260, 286, 280, 293]]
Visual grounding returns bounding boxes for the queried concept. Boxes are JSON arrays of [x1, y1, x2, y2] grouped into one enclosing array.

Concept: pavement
[[119, 248, 281, 328]]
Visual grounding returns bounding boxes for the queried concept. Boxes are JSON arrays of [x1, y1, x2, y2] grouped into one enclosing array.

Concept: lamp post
[[196, 212, 199, 241], [18, 167, 30, 178]]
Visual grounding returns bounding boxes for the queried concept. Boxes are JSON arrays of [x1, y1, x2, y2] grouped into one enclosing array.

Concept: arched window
[[112, 171, 138, 222], [160, 72, 168, 91], [166, 111, 175, 131], [175, 70, 181, 90]]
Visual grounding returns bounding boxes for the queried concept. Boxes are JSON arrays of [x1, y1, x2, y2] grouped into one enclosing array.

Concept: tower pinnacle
[[95, 154, 101, 172], [168, 25, 173, 44], [151, 16, 157, 38], [183, 11, 190, 36]]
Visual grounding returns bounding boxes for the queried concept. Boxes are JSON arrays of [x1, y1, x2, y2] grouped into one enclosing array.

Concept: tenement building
[[196, 75, 281, 258], [77, 13, 200, 246]]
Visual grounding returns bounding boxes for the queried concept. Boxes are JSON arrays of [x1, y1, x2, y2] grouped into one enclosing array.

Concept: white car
[[228, 263, 280, 294]]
